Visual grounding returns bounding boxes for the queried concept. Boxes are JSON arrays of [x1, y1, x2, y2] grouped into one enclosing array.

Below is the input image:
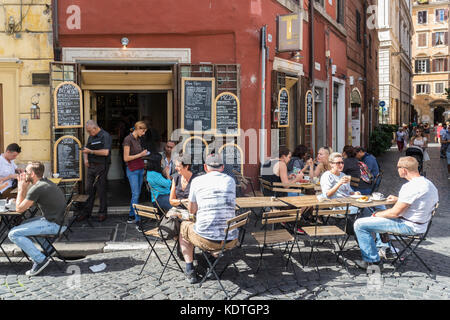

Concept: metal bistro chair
[[300, 202, 351, 279], [144, 180, 168, 217], [30, 199, 74, 271], [133, 204, 184, 281], [386, 202, 439, 276], [369, 171, 383, 194], [251, 208, 302, 275], [197, 210, 251, 300], [232, 169, 261, 197]]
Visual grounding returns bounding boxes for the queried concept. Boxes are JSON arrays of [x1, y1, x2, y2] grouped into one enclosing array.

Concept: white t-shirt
[[188, 171, 238, 241], [398, 176, 439, 234], [0, 154, 17, 193]]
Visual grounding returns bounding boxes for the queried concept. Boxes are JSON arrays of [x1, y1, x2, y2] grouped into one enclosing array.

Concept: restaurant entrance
[[92, 91, 168, 206]]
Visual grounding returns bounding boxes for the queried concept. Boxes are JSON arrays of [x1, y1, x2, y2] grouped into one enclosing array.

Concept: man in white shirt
[[353, 156, 439, 270], [178, 154, 238, 284], [0, 143, 23, 199]]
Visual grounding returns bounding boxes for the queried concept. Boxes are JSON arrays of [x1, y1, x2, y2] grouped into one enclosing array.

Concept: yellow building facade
[[412, 0, 450, 125], [0, 0, 53, 168]]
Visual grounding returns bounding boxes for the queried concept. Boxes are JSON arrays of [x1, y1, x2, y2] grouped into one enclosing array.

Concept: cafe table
[[0, 209, 27, 265], [235, 196, 290, 209]]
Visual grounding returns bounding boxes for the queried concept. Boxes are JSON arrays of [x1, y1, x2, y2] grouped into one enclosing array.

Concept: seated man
[[8, 161, 67, 276], [353, 156, 438, 270], [0, 143, 23, 199], [178, 154, 238, 284]]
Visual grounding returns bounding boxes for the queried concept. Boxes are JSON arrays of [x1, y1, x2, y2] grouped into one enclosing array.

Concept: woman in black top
[[342, 145, 372, 194], [169, 154, 196, 208]]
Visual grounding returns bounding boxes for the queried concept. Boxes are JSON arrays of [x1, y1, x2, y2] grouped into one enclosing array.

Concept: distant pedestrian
[[396, 127, 407, 152], [440, 123, 449, 159], [436, 123, 443, 143]]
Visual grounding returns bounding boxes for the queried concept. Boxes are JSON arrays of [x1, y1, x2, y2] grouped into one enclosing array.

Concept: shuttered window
[[417, 33, 428, 47]]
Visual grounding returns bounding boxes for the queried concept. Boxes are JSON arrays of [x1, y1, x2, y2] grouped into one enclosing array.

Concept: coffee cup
[[372, 192, 384, 200]]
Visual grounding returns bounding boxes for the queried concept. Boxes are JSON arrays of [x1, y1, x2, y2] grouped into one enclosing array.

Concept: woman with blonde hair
[[123, 121, 149, 223], [308, 146, 332, 180]]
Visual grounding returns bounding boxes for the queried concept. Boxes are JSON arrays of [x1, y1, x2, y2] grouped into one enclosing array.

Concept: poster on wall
[[181, 77, 215, 134], [305, 90, 314, 125], [278, 88, 289, 128], [54, 82, 83, 129]]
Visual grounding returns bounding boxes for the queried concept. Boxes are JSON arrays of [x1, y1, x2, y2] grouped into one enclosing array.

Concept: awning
[[80, 70, 173, 90]]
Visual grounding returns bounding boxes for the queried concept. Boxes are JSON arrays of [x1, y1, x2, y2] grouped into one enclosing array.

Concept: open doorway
[[94, 91, 168, 206]]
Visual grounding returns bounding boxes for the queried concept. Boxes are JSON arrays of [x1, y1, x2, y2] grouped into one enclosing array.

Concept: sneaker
[[354, 259, 382, 271], [295, 227, 305, 235], [127, 216, 136, 224], [25, 257, 51, 276], [185, 269, 198, 284], [135, 225, 143, 233]]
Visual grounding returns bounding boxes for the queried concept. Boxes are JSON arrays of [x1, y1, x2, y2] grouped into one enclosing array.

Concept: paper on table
[[89, 263, 107, 273]]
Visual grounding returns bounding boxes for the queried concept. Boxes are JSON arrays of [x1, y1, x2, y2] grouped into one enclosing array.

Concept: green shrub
[[368, 124, 397, 156]]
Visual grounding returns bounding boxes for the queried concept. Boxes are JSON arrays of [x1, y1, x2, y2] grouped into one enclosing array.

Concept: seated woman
[[146, 153, 172, 213], [342, 145, 372, 195], [261, 146, 305, 197], [169, 153, 197, 208], [320, 152, 360, 215], [308, 146, 332, 181]]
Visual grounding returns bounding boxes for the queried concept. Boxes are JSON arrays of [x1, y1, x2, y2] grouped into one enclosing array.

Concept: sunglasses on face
[[332, 161, 344, 165]]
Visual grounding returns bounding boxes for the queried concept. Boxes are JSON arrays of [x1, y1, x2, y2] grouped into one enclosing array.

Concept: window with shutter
[[435, 83, 444, 94], [418, 33, 427, 47]]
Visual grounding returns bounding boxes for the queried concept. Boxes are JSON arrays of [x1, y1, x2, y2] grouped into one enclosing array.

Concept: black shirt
[[86, 129, 112, 164], [343, 157, 371, 190]]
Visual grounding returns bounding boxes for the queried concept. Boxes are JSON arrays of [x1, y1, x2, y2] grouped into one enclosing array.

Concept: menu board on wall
[[53, 135, 82, 182], [214, 92, 240, 136], [305, 90, 314, 125], [54, 82, 83, 129], [219, 143, 244, 174], [181, 77, 215, 134], [278, 88, 289, 127]]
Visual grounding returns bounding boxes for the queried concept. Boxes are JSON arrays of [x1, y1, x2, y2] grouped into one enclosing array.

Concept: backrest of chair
[[225, 210, 251, 234], [350, 176, 360, 188], [133, 204, 160, 221], [259, 177, 274, 196], [66, 181, 78, 203], [422, 202, 439, 238], [370, 172, 383, 193], [145, 181, 167, 215], [262, 209, 300, 225]]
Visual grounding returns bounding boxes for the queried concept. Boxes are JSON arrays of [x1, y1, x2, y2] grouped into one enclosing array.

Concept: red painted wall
[[58, 0, 294, 178]]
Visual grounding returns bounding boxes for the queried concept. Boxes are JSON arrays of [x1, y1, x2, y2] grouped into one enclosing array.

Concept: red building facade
[[52, 0, 378, 192]]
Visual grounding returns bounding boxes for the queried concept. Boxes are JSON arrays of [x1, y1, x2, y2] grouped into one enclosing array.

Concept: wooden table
[[235, 197, 290, 209], [333, 197, 396, 209], [0, 210, 26, 265], [278, 195, 350, 208]]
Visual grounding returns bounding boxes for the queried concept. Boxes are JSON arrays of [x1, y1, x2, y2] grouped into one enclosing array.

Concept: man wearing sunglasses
[[353, 156, 438, 270]]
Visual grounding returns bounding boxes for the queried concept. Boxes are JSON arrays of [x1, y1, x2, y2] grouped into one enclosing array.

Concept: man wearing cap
[[178, 153, 238, 284]]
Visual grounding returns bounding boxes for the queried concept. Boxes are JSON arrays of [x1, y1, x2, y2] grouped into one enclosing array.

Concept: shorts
[[180, 221, 238, 252]]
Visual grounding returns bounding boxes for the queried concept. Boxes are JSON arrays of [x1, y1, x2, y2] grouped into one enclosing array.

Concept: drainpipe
[[260, 25, 267, 167], [363, 1, 368, 147], [52, 0, 61, 61], [309, 0, 315, 150]]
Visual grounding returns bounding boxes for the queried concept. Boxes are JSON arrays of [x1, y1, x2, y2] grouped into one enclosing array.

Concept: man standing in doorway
[[78, 120, 112, 222], [160, 140, 176, 179]]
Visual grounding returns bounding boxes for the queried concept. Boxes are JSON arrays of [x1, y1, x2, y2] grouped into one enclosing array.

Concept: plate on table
[[370, 197, 386, 201], [350, 195, 362, 199], [356, 197, 372, 203]]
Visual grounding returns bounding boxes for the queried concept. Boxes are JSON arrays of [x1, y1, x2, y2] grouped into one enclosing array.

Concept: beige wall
[[412, 1, 450, 123], [0, 0, 53, 168]]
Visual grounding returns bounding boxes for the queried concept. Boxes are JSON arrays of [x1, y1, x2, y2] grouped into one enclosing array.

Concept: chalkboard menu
[[181, 77, 215, 134], [219, 143, 244, 174], [278, 88, 289, 127], [182, 136, 209, 175], [53, 135, 82, 182], [305, 90, 314, 125], [214, 92, 240, 136], [54, 82, 83, 129]]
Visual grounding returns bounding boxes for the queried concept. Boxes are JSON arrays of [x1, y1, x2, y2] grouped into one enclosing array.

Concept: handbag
[[127, 158, 145, 171], [159, 215, 181, 240]]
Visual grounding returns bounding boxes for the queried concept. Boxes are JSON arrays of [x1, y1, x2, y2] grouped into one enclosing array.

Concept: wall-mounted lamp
[[30, 94, 40, 120], [273, 108, 280, 122], [121, 37, 129, 49], [291, 51, 303, 62], [7, 16, 16, 34]]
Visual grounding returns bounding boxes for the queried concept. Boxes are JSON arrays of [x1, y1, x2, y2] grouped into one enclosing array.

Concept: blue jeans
[[354, 217, 416, 263], [8, 217, 66, 264], [126, 167, 144, 221]]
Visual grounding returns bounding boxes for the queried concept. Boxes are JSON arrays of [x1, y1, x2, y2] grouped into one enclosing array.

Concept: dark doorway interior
[[95, 91, 167, 206], [434, 106, 445, 125]]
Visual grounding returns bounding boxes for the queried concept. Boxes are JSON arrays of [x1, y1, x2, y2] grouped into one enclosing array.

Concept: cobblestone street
[[1, 145, 449, 301]]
